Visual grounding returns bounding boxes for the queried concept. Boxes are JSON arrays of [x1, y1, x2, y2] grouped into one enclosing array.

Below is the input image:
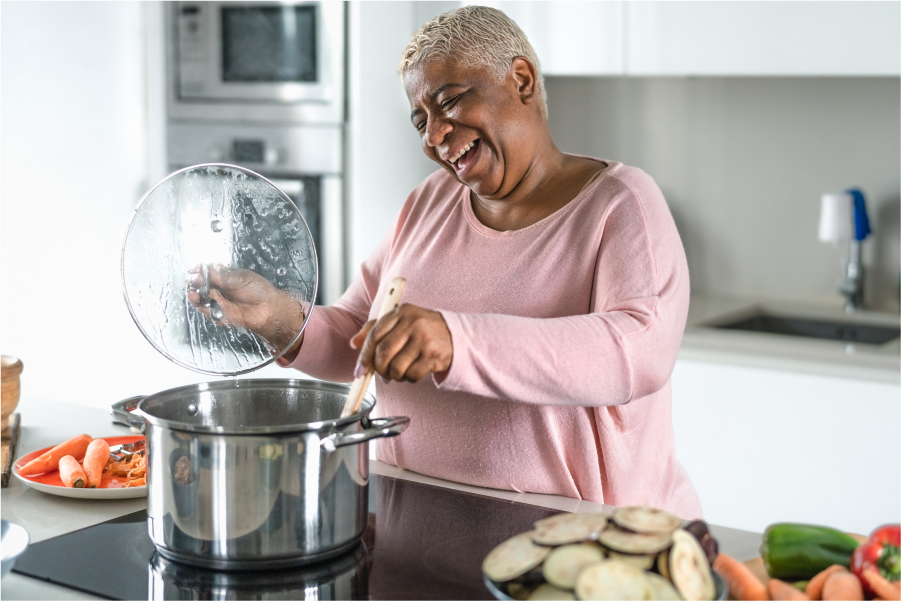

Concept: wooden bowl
[[1, 356, 23, 431]]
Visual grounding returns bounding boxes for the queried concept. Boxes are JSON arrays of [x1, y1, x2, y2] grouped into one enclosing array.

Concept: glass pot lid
[[121, 164, 318, 376]]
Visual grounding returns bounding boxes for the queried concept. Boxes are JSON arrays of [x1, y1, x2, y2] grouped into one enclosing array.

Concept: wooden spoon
[[339, 277, 406, 418]]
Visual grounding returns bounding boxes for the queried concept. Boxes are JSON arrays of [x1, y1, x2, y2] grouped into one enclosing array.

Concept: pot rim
[[135, 378, 375, 435]]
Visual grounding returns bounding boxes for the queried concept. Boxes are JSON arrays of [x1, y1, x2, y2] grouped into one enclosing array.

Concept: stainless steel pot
[[111, 379, 408, 570]]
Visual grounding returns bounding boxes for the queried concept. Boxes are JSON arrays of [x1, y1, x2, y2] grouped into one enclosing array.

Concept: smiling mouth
[[450, 139, 480, 173]]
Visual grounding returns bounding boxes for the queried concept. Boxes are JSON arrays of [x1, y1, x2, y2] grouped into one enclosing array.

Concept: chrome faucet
[[838, 239, 864, 312]]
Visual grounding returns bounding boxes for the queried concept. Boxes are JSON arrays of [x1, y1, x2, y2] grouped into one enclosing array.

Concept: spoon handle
[[340, 277, 406, 418]]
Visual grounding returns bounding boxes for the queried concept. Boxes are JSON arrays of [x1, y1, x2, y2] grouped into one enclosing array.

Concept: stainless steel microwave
[[167, 1, 344, 124]]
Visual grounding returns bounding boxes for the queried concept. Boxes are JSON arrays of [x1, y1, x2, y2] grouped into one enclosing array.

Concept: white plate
[[12, 471, 147, 499], [13, 435, 147, 499]]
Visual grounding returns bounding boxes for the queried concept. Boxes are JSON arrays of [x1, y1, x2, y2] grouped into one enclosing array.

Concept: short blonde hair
[[398, 6, 548, 119]]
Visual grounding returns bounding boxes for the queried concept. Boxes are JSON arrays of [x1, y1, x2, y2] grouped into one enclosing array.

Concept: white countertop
[[1, 397, 763, 600], [681, 294, 900, 384]]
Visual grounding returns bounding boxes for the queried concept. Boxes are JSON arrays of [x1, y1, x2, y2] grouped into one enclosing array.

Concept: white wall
[[345, 1, 440, 278], [546, 76, 901, 311]]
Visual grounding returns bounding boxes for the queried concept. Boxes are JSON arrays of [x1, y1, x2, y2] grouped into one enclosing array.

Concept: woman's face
[[404, 58, 541, 200]]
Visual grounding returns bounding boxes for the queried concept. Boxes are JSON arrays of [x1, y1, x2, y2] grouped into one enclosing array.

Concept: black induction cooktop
[[12, 473, 560, 600]]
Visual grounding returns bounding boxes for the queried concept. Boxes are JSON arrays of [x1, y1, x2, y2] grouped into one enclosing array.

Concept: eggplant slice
[[527, 583, 577, 601], [483, 532, 553, 582], [542, 543, 605, 590], [613, 506, 682, 534], [669, 529, 716, 601], [606, 550, 655, 571], [645, 571, 682, 600], [574, 560, 655, 600], [530, 512, 609, 546], [598, 525, 673, 555], [656, 548, 671, 581]]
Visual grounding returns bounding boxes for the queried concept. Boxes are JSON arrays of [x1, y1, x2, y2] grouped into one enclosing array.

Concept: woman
[[196, 6, 701, 518]]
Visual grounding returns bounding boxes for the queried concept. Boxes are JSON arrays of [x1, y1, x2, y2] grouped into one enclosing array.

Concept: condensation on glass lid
[[121, 164, 319, 376]]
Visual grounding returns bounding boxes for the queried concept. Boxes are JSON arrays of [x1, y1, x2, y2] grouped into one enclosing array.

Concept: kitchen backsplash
[[546, 76, 901, 312]]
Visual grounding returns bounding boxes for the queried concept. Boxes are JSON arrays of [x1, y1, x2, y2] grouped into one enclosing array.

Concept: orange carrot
[[863, 567, 901, 601], [18, 434, 93, 476], [82, 439, 110, 488], [59, 455, 87, 488], [806, 565, 847, 600], [822, 570, 864, 600], [767, 578, 811, 600], [714, 553, 768, 600]]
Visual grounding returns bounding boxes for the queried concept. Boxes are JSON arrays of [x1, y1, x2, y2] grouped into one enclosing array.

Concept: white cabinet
[[626, 1, 901, 76], [671, 359, 900, 535], [477, 1, 625, 75], [470, 1, 900, 76]]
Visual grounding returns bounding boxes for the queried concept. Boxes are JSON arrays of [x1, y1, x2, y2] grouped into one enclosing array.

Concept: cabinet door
[[469, 1, 625, 75], [626, 1, 901, 75], [671, 359, 900, 534]]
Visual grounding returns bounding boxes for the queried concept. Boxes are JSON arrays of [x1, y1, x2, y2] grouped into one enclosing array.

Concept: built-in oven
[[168, 1, 344, 123]]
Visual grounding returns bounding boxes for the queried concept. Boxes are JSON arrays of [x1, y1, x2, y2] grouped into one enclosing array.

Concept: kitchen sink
[[713, 314, 900, 345]]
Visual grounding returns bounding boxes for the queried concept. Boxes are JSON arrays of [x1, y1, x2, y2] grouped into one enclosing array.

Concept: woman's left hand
[[351, 304, 453, 383]]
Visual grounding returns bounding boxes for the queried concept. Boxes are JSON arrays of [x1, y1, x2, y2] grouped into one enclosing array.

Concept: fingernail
[[349, 338, 359, 350], [353, 363, 365, 378], [380, 375, 389, 384]]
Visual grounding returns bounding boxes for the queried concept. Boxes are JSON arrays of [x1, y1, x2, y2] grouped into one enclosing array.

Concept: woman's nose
[[424, 117, 452, 147]]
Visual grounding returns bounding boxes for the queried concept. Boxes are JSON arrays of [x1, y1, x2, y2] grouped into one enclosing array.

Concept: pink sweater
[[289, 159, 702, 519]]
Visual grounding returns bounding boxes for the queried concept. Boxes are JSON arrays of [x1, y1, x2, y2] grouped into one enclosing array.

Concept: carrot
[[767, 578, 812, 600], [863, 567, 901, 601], [18, 433, 93, 476], [59, 455, 87, 488], [714, 552, 768, 600], [822, 569, 864, 600], [82, 439, 110, 488], [806, 565, 847, 599]]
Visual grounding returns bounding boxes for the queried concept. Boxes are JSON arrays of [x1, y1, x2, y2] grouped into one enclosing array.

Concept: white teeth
[[450, 141, 475, 164]]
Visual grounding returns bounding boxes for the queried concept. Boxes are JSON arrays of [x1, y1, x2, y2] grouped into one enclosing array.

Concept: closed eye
[[441, 95, 461, 109]]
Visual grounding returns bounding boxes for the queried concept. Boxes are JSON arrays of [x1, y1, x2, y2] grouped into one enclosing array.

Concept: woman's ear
[[509, 57, 537, 106]]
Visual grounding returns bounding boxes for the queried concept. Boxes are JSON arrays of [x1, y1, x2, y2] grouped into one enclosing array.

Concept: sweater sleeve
[[436, 173, 690, 407]]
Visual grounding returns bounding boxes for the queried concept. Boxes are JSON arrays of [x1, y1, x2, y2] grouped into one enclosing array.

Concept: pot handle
[[110, 396, 147, 432], [320, 416, 410, 453]]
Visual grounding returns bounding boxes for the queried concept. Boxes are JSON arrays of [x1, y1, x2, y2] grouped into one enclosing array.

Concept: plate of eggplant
[[482, 506, 725, 600]]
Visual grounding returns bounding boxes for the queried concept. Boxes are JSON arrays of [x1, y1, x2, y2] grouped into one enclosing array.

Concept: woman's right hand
[[187, 265, 305, 353]]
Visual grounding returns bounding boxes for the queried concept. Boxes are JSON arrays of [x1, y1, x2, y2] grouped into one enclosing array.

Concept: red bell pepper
[[850, 524, 900, 598]]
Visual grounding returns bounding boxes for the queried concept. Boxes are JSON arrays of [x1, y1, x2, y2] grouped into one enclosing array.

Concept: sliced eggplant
[[527, 583, 577, 601], [574, 559, 655, 600], [542, 543, 605, 590], [606, 551, 655, 571], [669, 529, 715, 601], [645, 572, 682, 600], [530, 512, 609, 546], [683, 520, 718, 566], [483, 532, 552, 582], [656, 549, 671, 581], [613, 506, 682, 535], [598, 525, 673, 555]]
